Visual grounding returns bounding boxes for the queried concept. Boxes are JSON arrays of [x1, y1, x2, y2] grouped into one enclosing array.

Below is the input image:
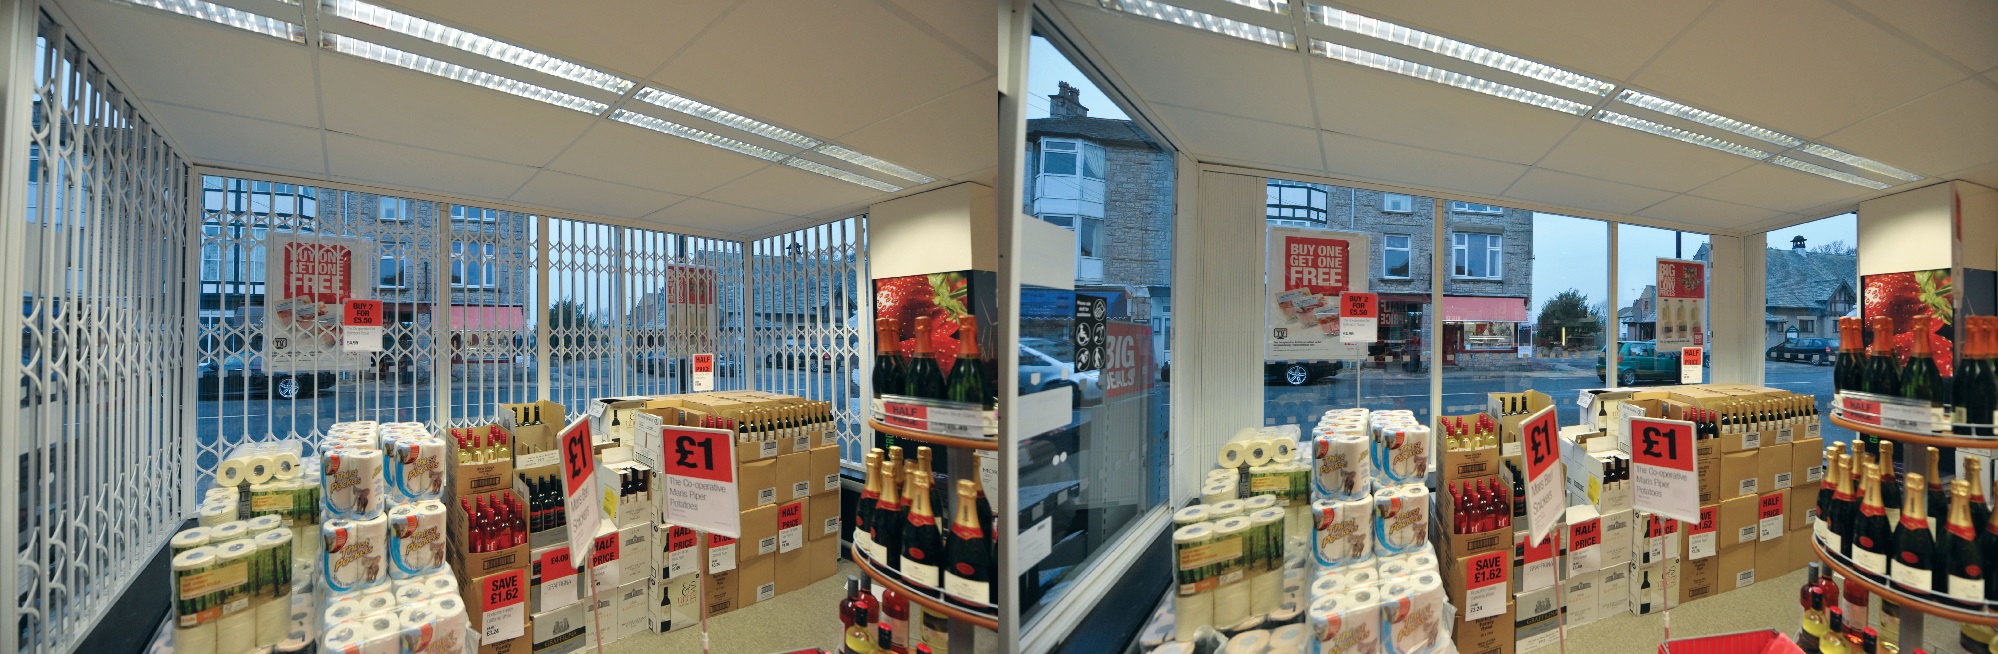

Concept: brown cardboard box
[[1453, 600, 1515, 654], [1698, 451, 1722, 504], [479, 622, 531, 654], [450, 493, 532, 579], [739, 458, 778, 508], [1718, 494, 1759, 550], [1759, 443, 1794, 492], [776, 498, 809, 554], [500, 400, 567, 456], [1790, 487, 1818, 532], [1789, 526, 1815, 571], [775, 542, 815, 596], [1756, 532, 1788, 581], [1718, 542, 1757, 592], [775, 452, 812, 503], [1721, 451, 1760, 499], [448, 429, 516, 498], [809, 445, 842, 496], [1491, 391, 1554, 450], [1435, 496, 1510, 558], [736, 555, 776, 608], [461, 567, 529, 634], [1679, 556, 1719, 604], [809, 491, 841, 540], [702, 567, 739, 618], [739, 504, 779, 560], [1440, 413, 1501, 482], [809, 535, 840, 583], [1793, 438, 1826, 489]]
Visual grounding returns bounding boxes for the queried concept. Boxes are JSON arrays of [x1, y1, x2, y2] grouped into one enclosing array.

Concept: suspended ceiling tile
[[1535, 122, 1759, 193], [1057, 3, 1316, 129], [835, 79, 996, 181], [1847, 0, 1998, 72], [325, 132, 537, 200], [1319, 131, 1528, 197], [1634, 194, 1785, 230], [1953, 160, 1998, 191], [884, 0, 997, 69], [1150, 104, 1322, 173], [1307, 58, 1580, 165], [696, 165, 884, 217], [509, 171, 686, 220], [318, 55, 598, 168], [1819, 78, 1998, 178], [1502, 169, 1676, 215], [57, 0, 319, 127], [543, 121, 774, 198], [1330, 0, 1717, 80], [1631, 0, 1964, 139], [379, 0, 736, 77], [1689, 162, 1869, 213], [642, 198, 793, 236], [148, 104, 327, 175], [650, 0, 989, 139]]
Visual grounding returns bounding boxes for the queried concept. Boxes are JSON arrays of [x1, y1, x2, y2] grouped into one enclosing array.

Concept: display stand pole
[[1550, 532, 1568, 654], [584, 559, 608, 654]]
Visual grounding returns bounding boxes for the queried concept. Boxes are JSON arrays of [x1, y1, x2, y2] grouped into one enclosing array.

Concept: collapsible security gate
[[749, 217, 869, 465]]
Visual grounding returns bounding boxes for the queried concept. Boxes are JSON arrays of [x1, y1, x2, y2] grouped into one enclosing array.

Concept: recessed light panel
[[784, 158, 902, 193], [1098, 0, 1296, 49], [1222, 0, 1288, 15], [812, 144, 935, 185], [1592, 111, 1771, 160], [1306, 5, 1613, 96], [1799, 144, 1921, 183], [1769, 156, 1891, 190], [324, 35, 608, 114], [323, 0, 632, 94], [632, 88, 821, 150], [119, 0, 302, 42], [608, 110, 787, 163], [1310, 40, 1590, 115], [1613, 90, 1801, 149]]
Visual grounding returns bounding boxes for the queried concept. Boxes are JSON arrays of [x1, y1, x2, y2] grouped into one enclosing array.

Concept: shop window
[[1451, 232, 1502, 279], [1266, 180, 1329, 225], [1382, 193, 1412, 213], [1449, 201, 1504, 214], [452, 205, 497, 223], [1383, 234, 1411, 279], [452, 241, 497, 288]]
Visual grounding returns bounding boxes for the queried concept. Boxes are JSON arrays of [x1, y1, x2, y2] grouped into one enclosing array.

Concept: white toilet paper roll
[[175, 622, 218, 654], [171, 528, 212, 556], [400, 596, 469, 654], [1379, 575, 1444, 654], [1173, 506, 1211, 526], [388, 500, 448, 579], [388, 438, 448, 502], [323, 596, 366, 628], [256, 595, 289, 647], [1250, 568, 1283, 616], [1372, 485, 1430, 555], [1219, 442, 1249, 469], [198, 501, 234, 527], [246, 455, 278, 485], [1203, 481, 1238, 506], [1224, 629, 1269, 654], [217, 458, 249, 488], [358, 588, 396, 616], [1311, 498, 1372, 568], [215, 605, 254, 654], [322, 514, 389, 595], [1313, 434, 1372, 501], [1270, 438, 1296, 464], [1174, 591, 1214, 643], [1208, 500, 1246, 520], [1246, 439, 1275, 467], [1307, 589, 1381, 654], [321, 447, 385, 519], [1268, 623, 1307, 654], [1373, 425, 1430, 485]]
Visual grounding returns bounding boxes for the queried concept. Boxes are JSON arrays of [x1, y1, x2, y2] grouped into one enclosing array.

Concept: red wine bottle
[[944, 479, 996, 609], [873, 458, 906, 571], [1830, 453, 1857, 557], [1891, 472, 1937, 592], [943, 315, 986, 407], [856, 452, 882, 563], [899, 475, 943, 593], [873, 316, 906, 398], [1853, 462, 1891, 576], [1863, 316, 1901, 397], [1902, 315, 1943, 405], [904, 315, 946, 400], [1943, 480, 1984, 603]]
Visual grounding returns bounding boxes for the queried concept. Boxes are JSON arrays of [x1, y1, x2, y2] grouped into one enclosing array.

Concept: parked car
[[1020, 338, 1102, 405], [1266, 360, 1344, 386], [198, 354, 334, 400], [1766, 338, 1836, 365], [1595, 341, 1707, 385]]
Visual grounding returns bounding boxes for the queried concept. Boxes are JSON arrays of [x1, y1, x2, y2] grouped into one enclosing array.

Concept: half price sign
[[1631, 417, 1700, 524], [691, 353, 715, 392], [662, 425, 740, 538], [1521, 406, 1563, 547]]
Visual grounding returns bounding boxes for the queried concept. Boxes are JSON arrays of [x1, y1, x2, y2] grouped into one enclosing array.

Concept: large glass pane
[[1444, 208, 1608, 427], [1763, 213, 1859, 448], [446, 204, 537, 428], [1616, 224, 1714, 386], [1265, 181, 1434, 427]]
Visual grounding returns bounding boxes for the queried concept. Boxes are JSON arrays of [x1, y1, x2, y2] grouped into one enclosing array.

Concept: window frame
[[378, 254, 409, 290], [1382, 193, 1413, 214], [452, 205, 498, 223], [451, 241, 498, 289], [379, 198, 409, 222], [1382, 234, 1412, 279], [1448, 201, 1505, 215], [1450, 232, 1503, 280]]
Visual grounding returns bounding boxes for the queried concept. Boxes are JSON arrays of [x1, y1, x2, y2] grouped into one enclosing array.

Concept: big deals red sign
[[1280, 236, 1352, 297], [1102, 322, 1153, 399]]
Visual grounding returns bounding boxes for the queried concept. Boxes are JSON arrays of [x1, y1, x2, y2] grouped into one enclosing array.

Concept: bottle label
[[1814, 520, 1832, 548], [1852, 549, 1888, 575], [1889, 561, 1931, 590], [890, 616, 910, 648], [855, 531, 877, 564], [901, 560, 941, 589], [867, 539, 889, 565], [1950, 574, 1983, 602], [944, 573, 992, 607]]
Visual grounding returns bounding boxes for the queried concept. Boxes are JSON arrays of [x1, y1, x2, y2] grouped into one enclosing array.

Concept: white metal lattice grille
[[545, 218, 623, 416], [10, 13, 192, 651], [749, 217, 868, 465], [444, 204, 537, 426]]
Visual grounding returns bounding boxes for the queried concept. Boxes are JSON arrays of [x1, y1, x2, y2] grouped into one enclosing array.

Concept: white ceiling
[[51, 0, 995, 237], [1046, 0, 1998, 235]]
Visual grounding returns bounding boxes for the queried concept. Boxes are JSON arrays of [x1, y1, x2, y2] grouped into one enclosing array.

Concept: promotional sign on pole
[[1521, 406, 1564, 547], [662, 425, 741, 538], [1655, 258, 1707, 352], [1265, 227, 1370, 360], [1679, 347, 1704, 384], [341, 300, 385, 353], [560, 421, 602, 558], [691, 353, 715, 392], [1631, 417, 1700, 524], [1338, 292, 1379, 345], [265, 233, 374, 369]]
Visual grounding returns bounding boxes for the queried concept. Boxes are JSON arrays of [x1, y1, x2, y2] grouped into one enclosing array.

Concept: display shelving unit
[[850, 543, 1001, 630], [868, 418, 1000, 451]]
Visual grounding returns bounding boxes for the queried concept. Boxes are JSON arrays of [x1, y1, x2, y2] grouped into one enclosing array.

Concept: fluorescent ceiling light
[[1309, 40, 1589, 115], [323, 0, 631, 94], [608, 110, 786, 162], [1098, 0, 1296, 50], [1222, 0, 1288, 15], [1613, 90, 1801, 149], [118, 0, 302, 42], [1593, 110, 1771, 160], [632, 88, 821, 150], [324, 35, 608, 114], [1799, 144, 1921, 182], [1306, 5, 1612, 96], [812, 144, 935, 185], [1769, 156, 1891, 190], [784, 158, 902, 193]]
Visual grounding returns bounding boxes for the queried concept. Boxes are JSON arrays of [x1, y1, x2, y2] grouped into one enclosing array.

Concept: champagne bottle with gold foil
[[943, 479, 996, 609], [1830, 452, 1858, 557], [1968, 457, 1992, 529], [1890, 472, 1937, 592], [873, 458, 904, 570], [1943, 479, 1984, 602], [1880, 440, 1901, 526], [1929, 446, 1948, 528], [1818, 449, 1842, 546], [1853, 462, 1891, 575], [855, 452, 882, 563], [898, 475, 943, 593]]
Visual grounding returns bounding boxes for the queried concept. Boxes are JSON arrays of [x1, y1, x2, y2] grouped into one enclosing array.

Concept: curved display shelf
[[1813, 536, 1998, 626], [850, 543, 1000, 630], [1828, 414, 1996, 449], [868, 419, 999, 451]]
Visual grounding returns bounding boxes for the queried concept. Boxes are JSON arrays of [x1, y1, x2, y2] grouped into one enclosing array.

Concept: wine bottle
[[1904, 315, 1944, 405], [905, 315, 946, 400], [1839, 574, 1868, 639], [1854, 462, 1892, 576], [1982, 476, 1998, 601], [856, 452, 882, 564], [1861, 628, 1879, 654], [1944, 480, 1985, 602], [1977, 317, 1998, 437], [855, 575, 880, 625], [1819, 447, 1840, 537], [899, 475, 943, 593], [1955, 318, 1981, 436], [1831, 453, 1857, 557], [1864, 316, 1901, 397], [1801, 585, 1828, 649], [1929, 447, 1948, 529], [840, 577, 864, 628], [883, 584, 910, 653], [1824, 608, 1850, 654], [945, 479, 995, 609], [874, 317, 906, 399], [877, 622, 897, 654], [1969, 457, 1992, 529], [916, 446, 945, 521], [845, 619, 876, 654], [1878, 441, 1901, 526], [1892, 471, 1938, 592], [944, 315, 986, 407], [874, 458, 905, 571]]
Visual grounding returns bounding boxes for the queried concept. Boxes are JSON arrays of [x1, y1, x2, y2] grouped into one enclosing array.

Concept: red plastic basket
[[1658, 629, 1805, 654]]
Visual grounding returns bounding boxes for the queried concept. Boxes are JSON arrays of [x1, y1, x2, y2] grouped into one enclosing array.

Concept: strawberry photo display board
[[870, 270, 999, 437]]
